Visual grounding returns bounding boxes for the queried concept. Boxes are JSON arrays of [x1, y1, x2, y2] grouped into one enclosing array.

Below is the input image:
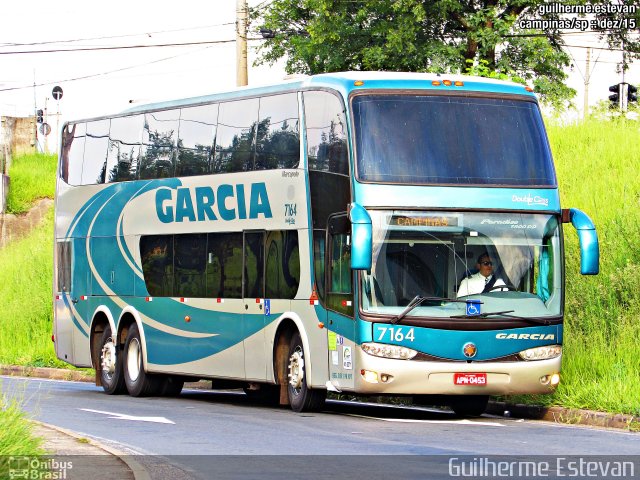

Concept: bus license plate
[[454, 373, 487, 385]]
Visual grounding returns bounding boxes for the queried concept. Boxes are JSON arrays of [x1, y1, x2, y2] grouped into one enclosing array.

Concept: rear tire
[[287, 332, 326, 412], [450, 395, 489, 417], [98, 326, 126, 394], [161, 376, 184, 397], [243, 384, 280, 405], [123, 323, 163, 397]]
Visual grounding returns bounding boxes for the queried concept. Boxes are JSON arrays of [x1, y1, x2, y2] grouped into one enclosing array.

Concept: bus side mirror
[[562, 208, 599, 275], [349, 203, 372, 270]]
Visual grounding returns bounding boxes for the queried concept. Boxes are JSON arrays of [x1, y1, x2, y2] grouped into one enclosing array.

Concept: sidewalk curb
[[487, 401, 639, 431], [32, 420, 151, 480], [3, 364, 638, 432], [1, 365, 94, 383]]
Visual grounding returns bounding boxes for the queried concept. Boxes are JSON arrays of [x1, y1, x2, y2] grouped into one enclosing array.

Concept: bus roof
[[60, 72, 536, 125], [119, 71, 536, 117]]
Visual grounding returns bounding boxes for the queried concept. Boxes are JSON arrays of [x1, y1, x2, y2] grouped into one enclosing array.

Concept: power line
[[0, 45, 217, 92], [0, 22, 236, 48], [0, 37, 265, 55]]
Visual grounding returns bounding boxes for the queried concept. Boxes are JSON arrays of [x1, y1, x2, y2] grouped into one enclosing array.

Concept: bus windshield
[[360, 211, 562, 320], [352, 94, 556, 186]]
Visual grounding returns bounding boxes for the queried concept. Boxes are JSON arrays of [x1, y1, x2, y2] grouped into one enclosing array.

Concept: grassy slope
[[0, 154, 56, 461], [1, 120, 639, 414], [0, 387, 46, 459], [6, 153, 57, 214], [527, 118, 640, 415]]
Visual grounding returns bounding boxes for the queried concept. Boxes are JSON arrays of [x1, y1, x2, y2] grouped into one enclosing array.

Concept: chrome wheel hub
[[288, 348, 304, 391], [127, 338, 141, 383], [101, 340, 116, 380]]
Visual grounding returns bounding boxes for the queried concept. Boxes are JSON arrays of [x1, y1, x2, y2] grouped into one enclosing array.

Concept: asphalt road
[[3, 376, 639, 479]]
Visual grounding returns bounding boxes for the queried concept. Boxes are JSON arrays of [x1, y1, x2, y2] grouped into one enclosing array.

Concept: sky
[[0, 0, 638, 152]]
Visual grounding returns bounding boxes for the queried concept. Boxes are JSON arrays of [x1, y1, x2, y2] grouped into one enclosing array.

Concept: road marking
[[344, 413, 505, 426], [81, 408, 175, 424]]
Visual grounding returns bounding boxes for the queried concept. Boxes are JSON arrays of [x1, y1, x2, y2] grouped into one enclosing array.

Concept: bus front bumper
[[353, 348, 562, 396]]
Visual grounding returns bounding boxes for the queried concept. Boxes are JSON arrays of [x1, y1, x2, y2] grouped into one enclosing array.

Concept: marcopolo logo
[[155, 183, 273, 223]]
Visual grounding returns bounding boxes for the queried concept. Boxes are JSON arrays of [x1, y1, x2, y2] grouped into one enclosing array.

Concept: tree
[[253, 0, 636, 108]]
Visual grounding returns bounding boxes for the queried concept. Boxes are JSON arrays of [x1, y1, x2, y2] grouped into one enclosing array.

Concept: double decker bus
[[53, 72, 599, 415]]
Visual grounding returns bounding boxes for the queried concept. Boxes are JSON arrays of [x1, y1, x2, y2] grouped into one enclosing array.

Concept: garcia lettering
[[156, 183, 272, 223], [496, 333, 555, 340]]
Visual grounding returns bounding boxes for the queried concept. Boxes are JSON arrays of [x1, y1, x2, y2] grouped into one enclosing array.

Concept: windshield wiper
[[391, 295, 473, 324], [450, 310, 553, 325]]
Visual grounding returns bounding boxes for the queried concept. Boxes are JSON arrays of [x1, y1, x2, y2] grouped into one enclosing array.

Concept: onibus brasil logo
[[8, 457, 73, 480]]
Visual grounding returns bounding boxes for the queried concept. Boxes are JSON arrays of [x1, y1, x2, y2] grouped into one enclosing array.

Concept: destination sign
[[390, 215, 460, 228]]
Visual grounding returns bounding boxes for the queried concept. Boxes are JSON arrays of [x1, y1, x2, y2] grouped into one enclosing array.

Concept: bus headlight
[[361, 343, 417, 360], [519, 345, 562, 361]]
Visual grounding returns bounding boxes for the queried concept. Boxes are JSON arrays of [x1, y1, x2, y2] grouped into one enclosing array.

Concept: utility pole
[[583, 47, 591, 119], [236, 0, 248, 87]]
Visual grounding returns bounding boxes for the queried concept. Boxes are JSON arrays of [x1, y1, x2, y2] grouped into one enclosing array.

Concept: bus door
[[326, 215, 356, 391], [243, 231, 268, 381]]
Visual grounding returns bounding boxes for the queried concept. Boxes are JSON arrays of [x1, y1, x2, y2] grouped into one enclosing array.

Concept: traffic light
[[608, 84, 620, 108], [36, 109, 44, 123], [629, 84, 638, 104]]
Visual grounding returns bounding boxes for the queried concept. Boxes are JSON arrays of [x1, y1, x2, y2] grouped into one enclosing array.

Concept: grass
[[1, 118, 639, 416], [0, 208, 66, 367], [5, 153, 57, 214], [0, 385, 46, 477], [516, 117, 640, 415]]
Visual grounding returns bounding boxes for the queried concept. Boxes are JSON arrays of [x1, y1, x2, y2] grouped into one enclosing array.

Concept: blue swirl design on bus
[[62, 179, 274, 365]]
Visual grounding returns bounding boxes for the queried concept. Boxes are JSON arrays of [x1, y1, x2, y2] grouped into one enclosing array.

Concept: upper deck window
[[352, 94, 556, 187]]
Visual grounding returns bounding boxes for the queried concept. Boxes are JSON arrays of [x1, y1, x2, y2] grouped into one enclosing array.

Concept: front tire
[[287, 332, 326, 412], [123, 323, 163, 397], [98, 326, 126, 394], [450, 395, 489, 417]]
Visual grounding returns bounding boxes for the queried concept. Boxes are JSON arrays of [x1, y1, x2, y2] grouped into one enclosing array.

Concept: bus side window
[[313, 230, 326, 301], [82, 120, 110, 185], [206, 232, 243, 299], [56, 241, 72, 292], [61, 123, 85, 185], [140, 110, 180, 180], [177, 104, 218, 177], [255, 93, 300, 170], [244, 231, 265, 299], [174, 234, 207, 298], [213, 98, 259, 173], [140, 235, 174, 297], [303, 91, 349, 175], [326, 215, 353, 317], [265, 230, 300, 299], [106, 115, 143, 182]]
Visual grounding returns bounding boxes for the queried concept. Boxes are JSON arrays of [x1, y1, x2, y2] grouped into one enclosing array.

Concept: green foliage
[[0, 386, 45, 461], [6, 153, 57, 214], [522, 118, 640, 415], [254, 0, 578, 106], [0, 209, 65, 367]]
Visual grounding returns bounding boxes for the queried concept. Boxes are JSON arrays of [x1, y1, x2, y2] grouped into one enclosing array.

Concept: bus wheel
[[243, 384, 280, 405], [123, 323, 163, 397], [450, 395, 489, 417], [161, 376, 184, 397], [98, 326, 126, 394], [287, 331, 326, 412]]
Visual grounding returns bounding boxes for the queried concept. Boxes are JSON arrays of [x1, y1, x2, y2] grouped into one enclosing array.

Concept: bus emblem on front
[[463, 342, 477, 358]]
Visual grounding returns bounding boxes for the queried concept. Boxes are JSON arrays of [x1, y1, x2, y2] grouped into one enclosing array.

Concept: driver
[[457, 252, 506, 297]]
